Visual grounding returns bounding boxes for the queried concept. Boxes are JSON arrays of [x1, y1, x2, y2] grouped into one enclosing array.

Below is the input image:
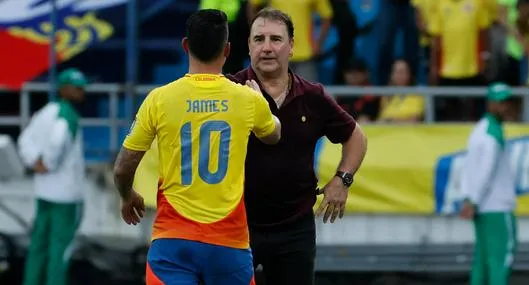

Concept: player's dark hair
[[251, 8, 294, 40], [185, 9, 228, 62]]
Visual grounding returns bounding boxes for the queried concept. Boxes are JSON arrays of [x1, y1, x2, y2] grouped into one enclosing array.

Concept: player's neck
[[188, 58, 223, 75]]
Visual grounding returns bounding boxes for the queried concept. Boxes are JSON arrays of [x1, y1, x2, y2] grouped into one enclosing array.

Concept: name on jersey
[[186, 100, 229, 113]]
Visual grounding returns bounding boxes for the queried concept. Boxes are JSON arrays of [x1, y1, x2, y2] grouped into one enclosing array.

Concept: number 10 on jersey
[[180, 120, 231, 185]]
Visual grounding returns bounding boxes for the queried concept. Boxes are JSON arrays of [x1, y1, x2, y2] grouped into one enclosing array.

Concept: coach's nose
[[262, 37, 273, 52]]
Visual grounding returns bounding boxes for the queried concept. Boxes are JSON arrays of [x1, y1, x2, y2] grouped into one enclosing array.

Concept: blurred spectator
[[247, 0, 333, 82], [412, 0, 436, 85], [517, 0, 529, 84], [377, 0, 419, 86], [496, 0, 526, 86], [378, 59, 424, 123], [339, 59, 380, 123], [485, 0, 505, 83], [330, 0, 357, 84], [200, 0, 250, 74], [430, 0, 490, 121]]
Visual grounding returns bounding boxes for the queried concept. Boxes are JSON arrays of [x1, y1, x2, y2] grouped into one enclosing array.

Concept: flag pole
[[49, 0, 58, 101]]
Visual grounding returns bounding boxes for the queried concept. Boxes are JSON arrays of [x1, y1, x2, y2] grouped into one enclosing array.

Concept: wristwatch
[[335, 171, 354, 187]]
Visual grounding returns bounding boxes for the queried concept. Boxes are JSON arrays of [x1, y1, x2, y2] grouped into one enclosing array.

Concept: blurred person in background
[[17, 68, 87, 285], [496, 0, 526, 86], [430, 0, 490, 121], [377, 59, 424, 123], [412, 0, 436, 85], [228, 8, 368, 285], [200, 0, 250, 74], [247, 0, 333, 82], [114, 9, 281, 285], [377, 0, 419, 86], [339, 58, 380, 123], [460, 82, 518, 285], [330, 0, 357, 85]]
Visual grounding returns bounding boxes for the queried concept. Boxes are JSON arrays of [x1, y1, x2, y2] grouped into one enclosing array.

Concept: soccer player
[[112, 9, 281, 285], [460, 83, 517, 285]]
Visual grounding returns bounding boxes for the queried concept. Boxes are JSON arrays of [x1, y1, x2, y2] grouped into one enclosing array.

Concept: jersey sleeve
[[460, 136, 500, 205], [251, 90, 276, 139], [123, 89, 159, 151]]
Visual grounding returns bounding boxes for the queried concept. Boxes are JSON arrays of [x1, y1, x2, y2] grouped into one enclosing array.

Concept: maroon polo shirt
[[227, 68, 356, 230]]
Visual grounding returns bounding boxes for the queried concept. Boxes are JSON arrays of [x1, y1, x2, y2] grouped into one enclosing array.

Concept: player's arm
[[259, 114, 281, 144], [113, 90, 158, 200], [461, 137, 499, 207], [246, 80, 281, 144]]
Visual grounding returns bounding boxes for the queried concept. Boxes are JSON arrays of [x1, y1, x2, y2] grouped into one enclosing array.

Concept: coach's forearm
[[113, 147, 145, 200], [337, 126, 367, 175]]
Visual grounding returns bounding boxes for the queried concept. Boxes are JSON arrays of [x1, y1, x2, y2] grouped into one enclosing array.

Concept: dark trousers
[[376, 1, 419, 85], [496, 56, 522, 87], [437, 75, 487, 121], [250, 211, 316, 285]]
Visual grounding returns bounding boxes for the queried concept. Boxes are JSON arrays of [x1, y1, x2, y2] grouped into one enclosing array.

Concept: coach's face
[[249, 18, 293, 75]]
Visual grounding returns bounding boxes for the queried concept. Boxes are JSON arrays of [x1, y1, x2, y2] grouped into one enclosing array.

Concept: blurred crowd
[[206, 0, 529, 123]]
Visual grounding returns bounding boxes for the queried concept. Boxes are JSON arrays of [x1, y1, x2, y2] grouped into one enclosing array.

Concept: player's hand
[[459, 200, 475, 220], [246, 79, 262, 93], [33, 159, 48, 174], [315, 176, 349, 223], [121, 190, 145, 225]]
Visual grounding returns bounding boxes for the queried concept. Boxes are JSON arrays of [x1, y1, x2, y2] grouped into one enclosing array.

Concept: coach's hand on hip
[[315, 176, 349, 223], [121, 190, 145, 225]]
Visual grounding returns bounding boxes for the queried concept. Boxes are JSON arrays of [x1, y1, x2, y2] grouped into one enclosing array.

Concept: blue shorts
[[146, 238, 255, 285]]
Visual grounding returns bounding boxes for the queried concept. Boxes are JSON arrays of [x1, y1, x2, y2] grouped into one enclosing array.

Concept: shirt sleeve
[[18, 108, 47, 167], [251, 89, 276, 139], [319, 86, 356, 143], [123, 89, 159, 151], [315, 0, 333, 19], [460, 136, 500, 205]]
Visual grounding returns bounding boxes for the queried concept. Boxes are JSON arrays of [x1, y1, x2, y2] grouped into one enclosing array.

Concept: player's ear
[[224, 42, 231, 59], [182, 37, 189, 54]]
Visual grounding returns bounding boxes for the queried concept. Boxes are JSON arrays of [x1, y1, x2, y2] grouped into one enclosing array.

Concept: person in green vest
[[18, 68, 87, 285], [200, 0, 250, 74], [460, 82, 518, 285]]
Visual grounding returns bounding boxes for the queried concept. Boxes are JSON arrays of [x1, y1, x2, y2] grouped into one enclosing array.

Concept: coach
[[227, 8, 368, 285]]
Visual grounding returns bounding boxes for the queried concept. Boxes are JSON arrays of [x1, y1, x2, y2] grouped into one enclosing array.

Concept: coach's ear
[[182, 37, 189, 54]]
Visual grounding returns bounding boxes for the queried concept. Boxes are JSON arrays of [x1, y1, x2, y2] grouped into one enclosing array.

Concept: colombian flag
[[0, 0, 125, 90]]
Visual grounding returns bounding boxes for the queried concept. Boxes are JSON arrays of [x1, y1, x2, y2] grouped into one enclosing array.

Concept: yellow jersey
[[430, 0, 489, 78], [123, 74, 276, 249]]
